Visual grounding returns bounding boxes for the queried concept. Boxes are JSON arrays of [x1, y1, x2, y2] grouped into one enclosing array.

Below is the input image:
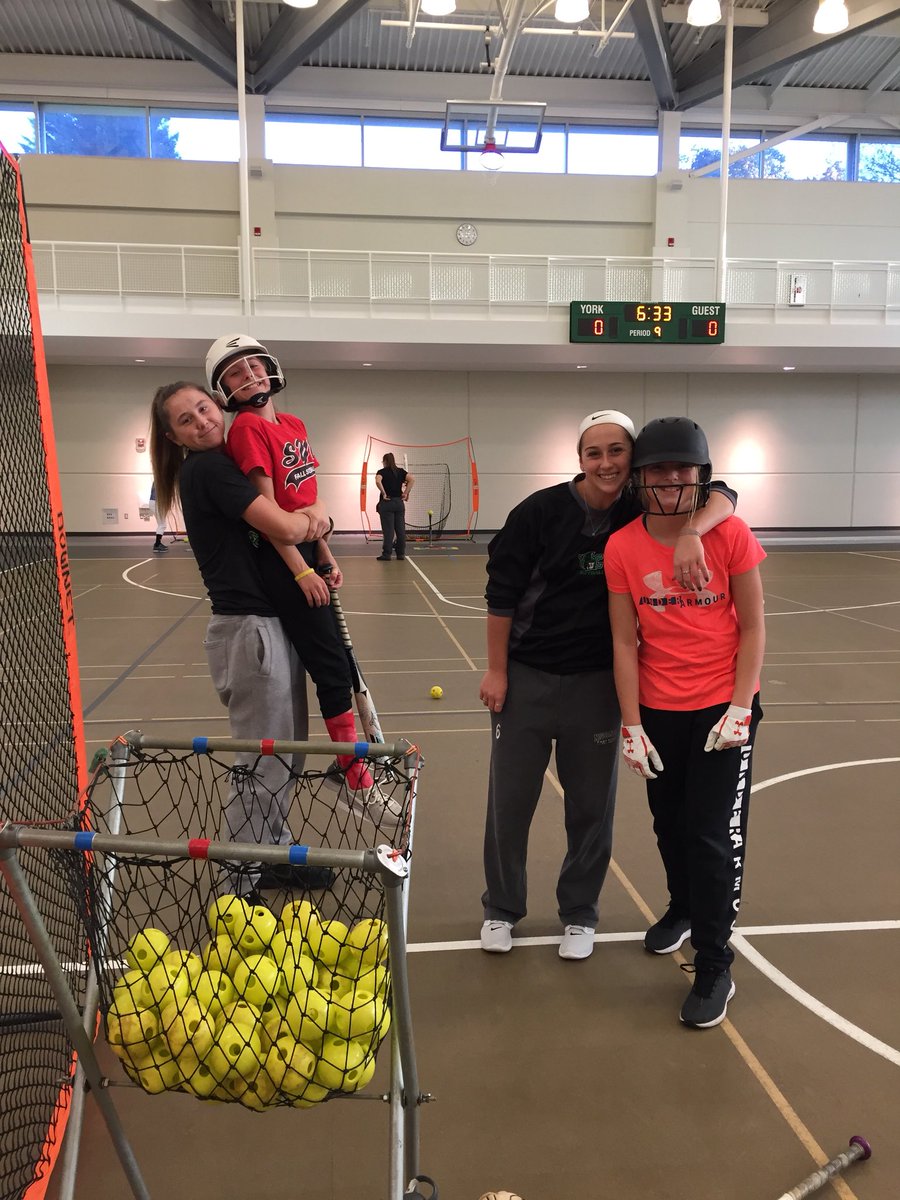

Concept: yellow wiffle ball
[[430, 686, 443, 699]]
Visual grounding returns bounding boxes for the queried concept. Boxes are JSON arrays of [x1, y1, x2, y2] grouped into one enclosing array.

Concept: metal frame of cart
[[0, 732, 432, 1200]]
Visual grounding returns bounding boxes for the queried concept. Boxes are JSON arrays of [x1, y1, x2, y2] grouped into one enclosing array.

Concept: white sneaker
[[559, 925, 595, 960], [480, 920, 514, 953]]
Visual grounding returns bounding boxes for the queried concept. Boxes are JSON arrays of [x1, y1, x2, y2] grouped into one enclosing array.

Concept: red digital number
[[593, 318, 604, 336], [707, 320, 718, 337]]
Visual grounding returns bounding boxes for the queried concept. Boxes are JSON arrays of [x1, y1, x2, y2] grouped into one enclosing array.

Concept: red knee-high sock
[[324, 711, 373, 788]]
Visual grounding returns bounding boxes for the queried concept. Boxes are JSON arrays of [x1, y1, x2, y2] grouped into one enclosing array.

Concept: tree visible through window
[[40, 106, 172, 157], [859, 142, 900, 182]]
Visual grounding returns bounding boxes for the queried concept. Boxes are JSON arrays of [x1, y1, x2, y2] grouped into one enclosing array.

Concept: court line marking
[[849, 551, 900, 563], [408, 920, 899, 953], [121, 560, 203, 601], [405, 556, 484, 612], [732, 932, 900, 1068], [410, 580, 479, 670], [541, 775, 868, 1195]]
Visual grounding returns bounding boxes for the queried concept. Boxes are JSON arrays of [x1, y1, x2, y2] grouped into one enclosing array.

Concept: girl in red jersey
[[204, 335, 389, 813], [605, 417, 765, 1028]]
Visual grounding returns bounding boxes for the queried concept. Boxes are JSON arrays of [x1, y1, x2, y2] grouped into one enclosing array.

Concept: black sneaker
[[644, 909, 691, 954], [257, 864, 334, 891], [376, 555, 391, 561], [679, 965, 735, 1028]]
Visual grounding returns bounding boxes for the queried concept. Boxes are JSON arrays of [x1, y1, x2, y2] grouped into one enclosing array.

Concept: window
[[363, 117, 460, 170], [679, 133, 765, 178], [266, 114, 362, 166], [150, 109, 239, 161], [681, 129, 852, 181], [480, 128, 566, 174], [0, 104, 36, 154], [42, 104, 148, 157], [568, 127, 658, 176], [777, 136, 848, 181], [856, 138, 900, 183]]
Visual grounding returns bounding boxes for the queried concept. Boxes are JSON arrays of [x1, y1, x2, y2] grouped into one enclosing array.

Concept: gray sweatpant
[[482, 659, 620, 928], [204, 615, 309, 892]]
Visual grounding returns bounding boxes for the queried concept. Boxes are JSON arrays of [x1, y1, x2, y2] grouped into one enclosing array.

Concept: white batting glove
[[704, 704, 753, 752], [621, 724, 664, 780]]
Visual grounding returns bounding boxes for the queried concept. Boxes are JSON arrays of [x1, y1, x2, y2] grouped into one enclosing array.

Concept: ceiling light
[[686, 0, 721, 26], [362, 362, 373, 367], [782, 366, 796, 371], [421, 0, 456, 15], [813, 0, 849, 33], [554, 0, 590, 21], [283, 0, 319, 8], [576, 364, 588, 369], [134, 358, 145, 363]]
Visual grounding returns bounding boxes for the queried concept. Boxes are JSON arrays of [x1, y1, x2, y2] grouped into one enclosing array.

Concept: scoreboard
[[569, 301, 726, 344]]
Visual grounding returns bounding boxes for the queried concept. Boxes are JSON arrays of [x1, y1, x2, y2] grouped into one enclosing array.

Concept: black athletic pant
[[378, 497, 406, 559], [255, 540, 352, 720], [640, 694, 763, 973]]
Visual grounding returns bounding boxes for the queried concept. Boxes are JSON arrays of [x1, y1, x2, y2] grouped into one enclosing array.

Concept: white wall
[[22, 156, 900, 264], [49, 365, 900, 532]]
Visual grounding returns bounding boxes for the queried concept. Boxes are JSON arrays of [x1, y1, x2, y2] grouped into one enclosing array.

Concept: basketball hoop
[[480, 137, 505, 171]]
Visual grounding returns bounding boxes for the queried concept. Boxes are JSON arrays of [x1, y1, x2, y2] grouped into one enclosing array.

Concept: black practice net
[[362, 436, 478, 541], [0, 146, 88, 1199], [52, 739, 418, 1111]]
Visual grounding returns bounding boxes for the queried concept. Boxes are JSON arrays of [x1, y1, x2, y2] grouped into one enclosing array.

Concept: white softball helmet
[[205, 334, 285, 411]]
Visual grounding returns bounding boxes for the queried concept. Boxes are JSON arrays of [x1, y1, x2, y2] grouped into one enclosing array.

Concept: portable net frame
[[0, 144, 89, 1200], [0, 732, 428, 1199], [361, 435, 479, 542]]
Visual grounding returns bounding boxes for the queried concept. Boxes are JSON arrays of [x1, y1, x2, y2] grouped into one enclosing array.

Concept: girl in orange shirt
[[605, 417, 765, 1029]]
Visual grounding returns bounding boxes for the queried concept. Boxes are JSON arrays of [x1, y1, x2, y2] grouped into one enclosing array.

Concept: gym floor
[[46, 534, 899, 1200]]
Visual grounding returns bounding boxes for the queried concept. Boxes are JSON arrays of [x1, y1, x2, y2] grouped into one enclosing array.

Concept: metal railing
[[30, 241, 900, 321]]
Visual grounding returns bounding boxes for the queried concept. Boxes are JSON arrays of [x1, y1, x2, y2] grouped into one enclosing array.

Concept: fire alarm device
[[135, 437, 146, 452]]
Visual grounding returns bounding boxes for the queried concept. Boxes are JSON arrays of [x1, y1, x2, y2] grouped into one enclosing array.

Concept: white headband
[[577, 409, 636, 449]]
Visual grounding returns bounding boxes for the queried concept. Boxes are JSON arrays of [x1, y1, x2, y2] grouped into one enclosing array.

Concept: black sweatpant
[[640, 695, 763, 973], [254, 540, 352, 720]]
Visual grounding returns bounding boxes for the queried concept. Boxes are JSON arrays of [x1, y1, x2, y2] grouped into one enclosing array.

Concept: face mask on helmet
[[631, 417, 712, 516], [205, 335, 286, 412], [215, 353, 281, 411]]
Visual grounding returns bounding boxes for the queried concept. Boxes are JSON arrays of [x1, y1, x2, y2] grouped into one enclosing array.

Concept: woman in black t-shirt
[[149, 381, 331, 896], [374, 453, 414, 561]]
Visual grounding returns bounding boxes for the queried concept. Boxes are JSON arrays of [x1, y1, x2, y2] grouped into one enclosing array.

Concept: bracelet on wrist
[[294, 568, 315, 582]]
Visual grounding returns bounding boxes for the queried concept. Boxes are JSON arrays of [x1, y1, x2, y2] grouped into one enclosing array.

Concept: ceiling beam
[[675, 0, 900, 111], [109, 0, 238, 88], [250, 0, 371, 94], [630, 0, 678, 110], [864, 45, 900, 93]]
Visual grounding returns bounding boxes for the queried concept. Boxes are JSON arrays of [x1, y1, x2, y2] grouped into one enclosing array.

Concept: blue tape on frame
[[287, 845, 309, 865], [192, 738, 209, 754], [74, 832, 96, 851], [354, 741, 368, 758]]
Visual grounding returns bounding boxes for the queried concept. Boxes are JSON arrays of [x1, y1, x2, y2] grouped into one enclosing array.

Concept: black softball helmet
[[632, 417, 711, 472], [632, 417, 712, 514]]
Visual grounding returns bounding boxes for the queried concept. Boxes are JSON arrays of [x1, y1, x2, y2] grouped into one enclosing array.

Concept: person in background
[[605, 416, 765, 1028], [478, 409, 738, 962], [149, 380, 333, 898], [149, 480, 167, 554], [375, 452, 415, 561]]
